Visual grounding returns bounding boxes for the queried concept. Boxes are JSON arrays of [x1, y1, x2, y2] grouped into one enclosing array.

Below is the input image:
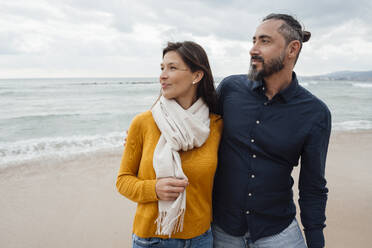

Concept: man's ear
[[287, 40, 301, 59]]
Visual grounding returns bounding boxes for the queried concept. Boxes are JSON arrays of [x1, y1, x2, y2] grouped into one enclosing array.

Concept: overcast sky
[[0, 0, 371, 78]]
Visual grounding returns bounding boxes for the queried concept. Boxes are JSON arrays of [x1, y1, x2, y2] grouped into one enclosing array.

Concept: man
[[212, 14, 331, 248]]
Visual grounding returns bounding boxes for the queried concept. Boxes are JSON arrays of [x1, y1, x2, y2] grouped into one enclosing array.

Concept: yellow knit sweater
[[116, 110, 222, 239]]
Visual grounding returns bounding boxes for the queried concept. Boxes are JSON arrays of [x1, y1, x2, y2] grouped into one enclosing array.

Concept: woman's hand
[[155, 178, 188, 201]]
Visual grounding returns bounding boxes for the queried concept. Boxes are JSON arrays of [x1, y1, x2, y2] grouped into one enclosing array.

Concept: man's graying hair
[[263, 13, 311, 64]]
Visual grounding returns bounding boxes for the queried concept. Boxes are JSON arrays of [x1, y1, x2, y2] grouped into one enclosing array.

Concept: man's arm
[[299, 107, 331, 248]]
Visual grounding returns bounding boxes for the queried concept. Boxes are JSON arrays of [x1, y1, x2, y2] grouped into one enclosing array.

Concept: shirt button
[[262, 87, 265, 90], [256, 120, 260, 124], [248, 193, 252, 197], [246, 210, 250, 214], [251, 174, 255, 178], [251, 139, 255, 143], [264, 102, 268, 106], [252, 154, 256, 158]]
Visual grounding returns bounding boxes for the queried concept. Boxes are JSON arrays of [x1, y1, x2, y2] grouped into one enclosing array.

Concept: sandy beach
[[1, 131, 371, 248]]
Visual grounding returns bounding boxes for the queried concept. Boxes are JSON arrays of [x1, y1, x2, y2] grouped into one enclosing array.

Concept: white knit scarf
[[151, 96, 210, 237]]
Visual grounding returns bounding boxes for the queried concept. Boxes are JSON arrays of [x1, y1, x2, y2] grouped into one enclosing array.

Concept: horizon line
[[1, 70, 371, 80]]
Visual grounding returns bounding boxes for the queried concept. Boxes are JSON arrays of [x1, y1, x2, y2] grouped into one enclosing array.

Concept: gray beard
[[248, 65, 264, 81], [248, 53, 285, 81]]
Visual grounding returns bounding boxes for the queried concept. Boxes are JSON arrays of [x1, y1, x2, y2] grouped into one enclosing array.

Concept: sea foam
[[0, 132, 126, 168], [352, 83, 372, 88], [333, 120, 372, 131]]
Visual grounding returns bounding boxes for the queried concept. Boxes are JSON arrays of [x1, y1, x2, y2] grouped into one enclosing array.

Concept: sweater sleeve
[[116, 114, 158, 203]]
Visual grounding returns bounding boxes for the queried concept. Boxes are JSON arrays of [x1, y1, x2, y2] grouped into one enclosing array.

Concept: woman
[[116, 41, 222, 247]]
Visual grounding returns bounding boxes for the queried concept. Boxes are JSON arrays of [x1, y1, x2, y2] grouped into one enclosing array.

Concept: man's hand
[[155, 177, 188, 201]]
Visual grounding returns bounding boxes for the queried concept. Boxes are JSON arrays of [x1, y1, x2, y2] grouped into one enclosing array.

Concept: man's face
[[248, 19, 288, 81]]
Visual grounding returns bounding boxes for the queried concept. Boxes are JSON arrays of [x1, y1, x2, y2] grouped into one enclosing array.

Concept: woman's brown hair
[[162, 41, 218, 114]]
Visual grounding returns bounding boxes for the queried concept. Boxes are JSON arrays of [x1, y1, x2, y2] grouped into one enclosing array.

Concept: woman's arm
[[116, 113, 188, 203], [116, 114, 159, 203]]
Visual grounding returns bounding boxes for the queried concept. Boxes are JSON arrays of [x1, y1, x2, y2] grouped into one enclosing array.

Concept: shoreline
[[1, 130, 371, 247], [1, 129, 371, 170]]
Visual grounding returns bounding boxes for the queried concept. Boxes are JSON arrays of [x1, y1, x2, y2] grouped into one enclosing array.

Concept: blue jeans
[[212, 219, 307, 248], [132, 228, 213, 248]]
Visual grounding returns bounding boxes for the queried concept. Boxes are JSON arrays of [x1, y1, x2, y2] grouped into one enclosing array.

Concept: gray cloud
[[102, 0, 372, 42], [0, 32, 21, 55], [0, 0, 371, 78]]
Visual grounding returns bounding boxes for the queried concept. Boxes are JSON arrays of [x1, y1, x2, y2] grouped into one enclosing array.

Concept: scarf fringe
[[155, 208, 186, 237]]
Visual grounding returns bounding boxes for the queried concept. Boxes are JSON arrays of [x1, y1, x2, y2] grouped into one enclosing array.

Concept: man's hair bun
[[302, 31, 311, 42]]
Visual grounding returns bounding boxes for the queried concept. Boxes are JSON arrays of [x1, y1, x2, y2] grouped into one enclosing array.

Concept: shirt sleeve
[[299, 107, 331, 248], [116, 114, 158, 203]]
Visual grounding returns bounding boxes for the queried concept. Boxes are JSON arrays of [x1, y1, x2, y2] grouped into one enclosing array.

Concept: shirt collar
[[251, 79, 263, 91], [278, 72, 299, 103], [251, 72, 299, 103]]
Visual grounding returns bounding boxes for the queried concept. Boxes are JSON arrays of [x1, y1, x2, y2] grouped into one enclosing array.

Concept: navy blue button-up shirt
[[213, 72, 331, 248]]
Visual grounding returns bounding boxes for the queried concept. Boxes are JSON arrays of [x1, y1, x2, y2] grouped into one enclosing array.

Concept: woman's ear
[[193, 70, 204, 84]]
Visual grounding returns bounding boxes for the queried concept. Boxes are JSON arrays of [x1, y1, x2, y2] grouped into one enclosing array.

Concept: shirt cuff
[[304, 228, 325, 248]]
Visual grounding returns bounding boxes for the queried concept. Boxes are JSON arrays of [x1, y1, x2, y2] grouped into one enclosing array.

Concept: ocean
[[1, 77, 372, 168]]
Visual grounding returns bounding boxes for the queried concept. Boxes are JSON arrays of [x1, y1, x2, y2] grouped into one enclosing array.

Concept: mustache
[[251, 55, 264, 63]]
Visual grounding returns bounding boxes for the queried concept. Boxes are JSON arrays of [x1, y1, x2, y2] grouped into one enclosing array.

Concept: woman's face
[[160, 51, 199, 107]]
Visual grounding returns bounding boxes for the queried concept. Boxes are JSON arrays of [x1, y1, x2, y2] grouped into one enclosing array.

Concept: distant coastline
[[300, 70, 372, 82]]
